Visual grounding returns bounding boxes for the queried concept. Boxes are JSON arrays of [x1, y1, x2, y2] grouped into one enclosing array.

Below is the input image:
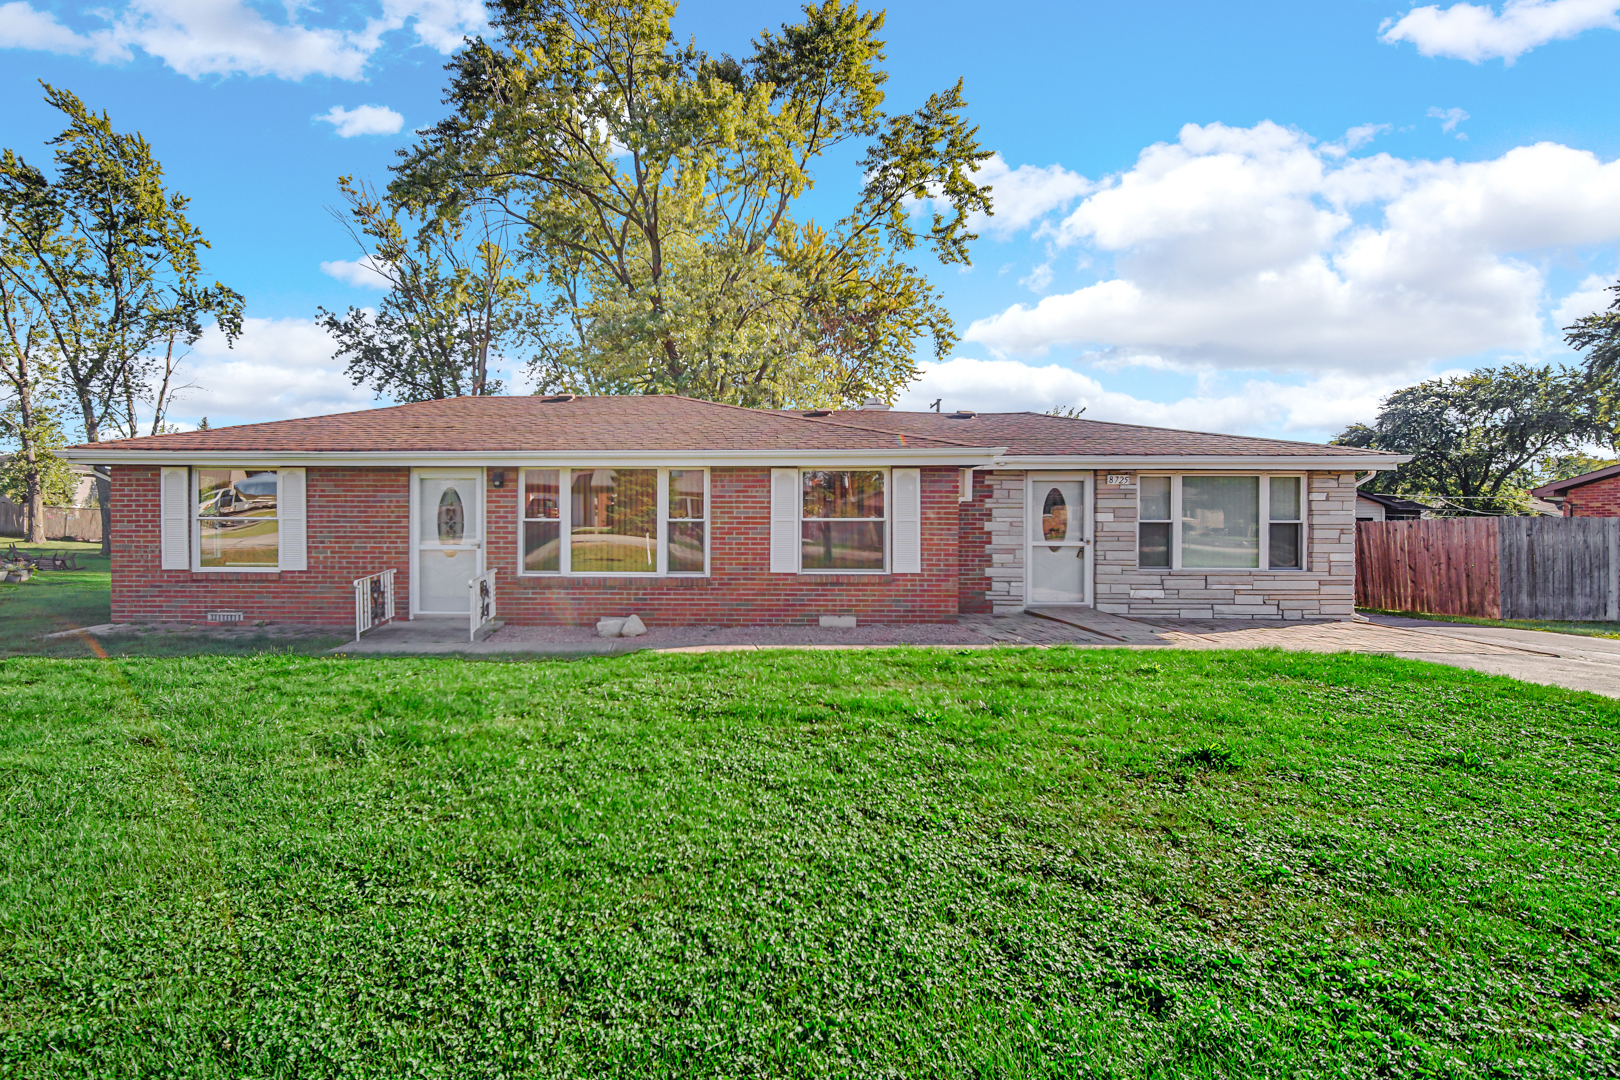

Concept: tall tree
[[0, 83, 243, 550], [0, 251, 60, 542], [1334, 365, 1607, 515], [392, 0, 992, 408], [1565, 277, 1620, 432], [319, 176, 535, 401]]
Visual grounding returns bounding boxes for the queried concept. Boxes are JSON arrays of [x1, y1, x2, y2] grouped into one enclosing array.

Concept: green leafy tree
[[319, 176, 538, 401], [392, 0, 992, 408], [1334, 365, 1606, 515], [0, 83, 243, 551], [0, 406, 78, 510], [0, 238, 62, 541]]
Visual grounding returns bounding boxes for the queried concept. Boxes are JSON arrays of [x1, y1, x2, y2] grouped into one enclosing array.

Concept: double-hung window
[[518, 467, 708, 576], [195, 468, 279, 569], [1137, 474, 1307, 570], [801, 469, 886, 571]]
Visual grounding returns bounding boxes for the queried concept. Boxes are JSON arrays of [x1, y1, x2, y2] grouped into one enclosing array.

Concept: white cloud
[[1380, 0, 1620, 63], [320, 254, 394, 288], [0, 0, 486, 80], [1018, 259, 1054, 293], [317, 104, 404, 137], [1322, 123, 1392, 157], [1552, 272, 1618, 328], [166, 316, 373, 425], [966, 121, 1620, 373], [911, 152, 1093, 238], [1427, 106, 1470, 133], [893, 356, 1421, 439]]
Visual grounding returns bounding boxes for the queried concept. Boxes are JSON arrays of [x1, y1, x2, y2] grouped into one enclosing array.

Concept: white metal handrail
[[353, 568, 396, 642], [469, 567, 497, 642]]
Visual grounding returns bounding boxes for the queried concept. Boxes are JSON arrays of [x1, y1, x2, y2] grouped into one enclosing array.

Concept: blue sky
[[3, 0, 1619, 440]]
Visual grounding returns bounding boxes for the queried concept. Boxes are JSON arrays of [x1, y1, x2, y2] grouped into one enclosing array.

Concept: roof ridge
[[1008, 411, 1401, 453], [671, 395, 985, 449]]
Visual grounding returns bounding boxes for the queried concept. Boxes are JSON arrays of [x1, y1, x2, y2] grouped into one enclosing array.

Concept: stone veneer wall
[[971, 469, 1358, 620], [1092, 470, 1357, 620]]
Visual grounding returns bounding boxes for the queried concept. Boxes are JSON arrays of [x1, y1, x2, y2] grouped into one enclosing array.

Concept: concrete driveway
[[330, 608, 1620, 699]]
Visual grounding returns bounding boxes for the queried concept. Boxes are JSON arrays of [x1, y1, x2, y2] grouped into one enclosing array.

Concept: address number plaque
[[1106, 473, 1133, 487]]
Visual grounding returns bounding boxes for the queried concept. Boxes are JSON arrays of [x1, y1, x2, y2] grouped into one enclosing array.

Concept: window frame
[[516, 466, 710, 578], [1136, 472, 1309, 572], [798, 467, 890, 575], [191, 465, 281, 574]]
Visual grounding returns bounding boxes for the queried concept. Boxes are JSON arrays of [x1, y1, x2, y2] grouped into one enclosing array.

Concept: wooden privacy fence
[[1356, 517, 1619, 621], [0, 499, 103, 542]]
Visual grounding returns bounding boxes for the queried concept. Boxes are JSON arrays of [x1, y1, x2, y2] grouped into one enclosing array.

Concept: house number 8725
[[1106, 473, 1133, 487]]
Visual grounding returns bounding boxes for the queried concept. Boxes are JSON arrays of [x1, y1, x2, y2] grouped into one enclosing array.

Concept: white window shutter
[[160, 467, 189, 570], [278, 468, 307, 571], [770, 468, 799, 573], [893, 467, 921, 574]]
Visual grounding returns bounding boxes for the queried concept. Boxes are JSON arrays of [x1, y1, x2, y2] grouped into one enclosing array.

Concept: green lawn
[[2, 648, 1616, 1077], [0, 541, 341, 657], [1362, 608, 1620, 640]]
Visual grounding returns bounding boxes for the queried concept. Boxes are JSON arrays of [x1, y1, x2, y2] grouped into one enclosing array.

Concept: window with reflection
[[1135, 474, 1307, 571], [521, 469, 561, 572], [196, 468, 278, 568], [667, 469, 706, 574], [571, 468, 658, 573], [801, 469, 885, 571]]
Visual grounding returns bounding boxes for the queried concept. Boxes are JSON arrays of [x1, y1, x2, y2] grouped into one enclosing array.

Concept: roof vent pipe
[[857, 396, 890, 411]]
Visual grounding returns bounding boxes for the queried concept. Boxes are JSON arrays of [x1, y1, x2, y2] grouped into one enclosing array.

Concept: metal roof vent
[[802, 409, 833, 417], [540, 393, 576, 403], [947, 410, 976, 419], [857, 396, 890, 411]]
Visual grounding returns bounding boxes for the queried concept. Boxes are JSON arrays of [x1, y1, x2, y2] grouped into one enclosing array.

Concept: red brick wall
[[491, 466, 959, 625], [110, 465, 411, 627], [1564, 475, 1620, 518], [110, 464, 962, 627], [957, 469, 991, 613]]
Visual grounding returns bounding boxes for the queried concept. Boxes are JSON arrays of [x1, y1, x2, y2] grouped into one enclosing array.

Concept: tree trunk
[[21, 438, 44, 544]]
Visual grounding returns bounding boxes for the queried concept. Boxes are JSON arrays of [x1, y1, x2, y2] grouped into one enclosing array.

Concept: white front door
[[413, 470, 483, 615], [1027, 473, 1091, 606]]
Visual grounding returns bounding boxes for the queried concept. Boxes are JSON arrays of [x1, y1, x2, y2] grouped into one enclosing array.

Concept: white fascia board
[[989, 454, 1411, 470], [56, 446, 1010, 468]]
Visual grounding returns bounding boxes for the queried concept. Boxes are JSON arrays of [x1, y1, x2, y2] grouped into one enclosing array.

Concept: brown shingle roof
[[70, 395, 982, 454], [67, 395, 1396, 459], [792, 409, 1394, 458], [1530, 462, 1620, 497]]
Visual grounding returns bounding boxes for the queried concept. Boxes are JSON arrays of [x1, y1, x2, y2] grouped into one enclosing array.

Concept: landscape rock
[[621, 614, 647, 637], [596, 617, 627, 638]]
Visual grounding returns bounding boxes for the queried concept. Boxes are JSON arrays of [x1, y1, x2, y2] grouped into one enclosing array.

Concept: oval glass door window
[[1042, 487, 1069, 547], [437, 487, 465, 542]]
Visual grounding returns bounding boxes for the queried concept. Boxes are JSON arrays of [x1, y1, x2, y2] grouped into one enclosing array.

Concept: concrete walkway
[[327, 609, 1620, 698]]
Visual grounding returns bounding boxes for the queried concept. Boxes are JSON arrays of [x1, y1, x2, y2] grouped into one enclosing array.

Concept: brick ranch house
[[1531, 463, 1620, 518], [59, 395, 1405, 628]]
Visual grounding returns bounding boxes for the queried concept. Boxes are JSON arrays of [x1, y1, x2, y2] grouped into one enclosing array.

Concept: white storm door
[[414, 470, 484, 615], [1027, 473, 1091, 606]]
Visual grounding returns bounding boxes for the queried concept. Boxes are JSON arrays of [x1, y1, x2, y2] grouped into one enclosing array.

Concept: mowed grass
[[1362, 608, 1620, 640], [2, 649, 1618, 1078], [0, 542, 341, 657]]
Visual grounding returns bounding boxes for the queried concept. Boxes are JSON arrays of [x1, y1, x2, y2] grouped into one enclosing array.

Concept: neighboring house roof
[[1355, 490, 1430, 515], [57, 395, 1409, 469], [1530, 462, 1620, 498]]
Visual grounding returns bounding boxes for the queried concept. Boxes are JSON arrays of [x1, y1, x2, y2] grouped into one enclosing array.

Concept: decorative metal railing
[[353, 569, 396, 643], [469, 567, 497, 642]]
